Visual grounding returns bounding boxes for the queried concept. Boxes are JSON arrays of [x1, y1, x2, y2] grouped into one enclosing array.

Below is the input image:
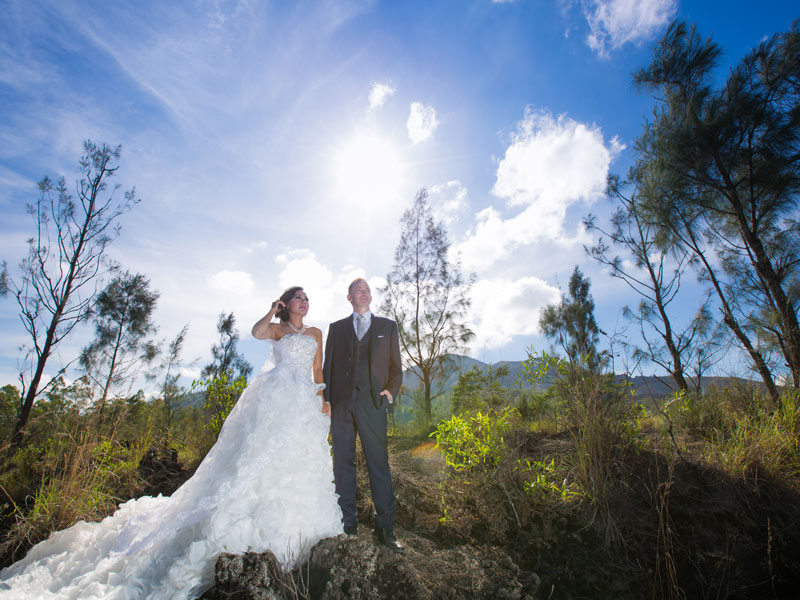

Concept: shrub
[[430, 407, 517, 474]]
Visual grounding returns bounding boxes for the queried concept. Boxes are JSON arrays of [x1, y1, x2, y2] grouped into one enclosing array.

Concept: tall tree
[[380, 189, 475, 430], [585, 174, 719, 392], [645, 184, 781, 400], [0, 141, 138, 446], [147, 325, 190, 438], [633, 20, 800, 388], [80, 271, 159, 416], [201, 312, 252, 382], [539, 266, 604, 371]]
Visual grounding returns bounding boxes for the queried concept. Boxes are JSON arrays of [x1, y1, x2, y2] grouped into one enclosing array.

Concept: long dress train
[[0, 333, 343, 599]]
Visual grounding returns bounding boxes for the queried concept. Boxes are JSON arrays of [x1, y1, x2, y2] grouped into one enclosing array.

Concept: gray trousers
[[331, 388, 397, 530]]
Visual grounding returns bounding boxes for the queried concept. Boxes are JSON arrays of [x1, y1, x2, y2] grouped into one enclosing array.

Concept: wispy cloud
[[428, 181, 469, 227], [407, 102, 439, 144], [368, 82, 395, 110], [583, 0, 677, 58]]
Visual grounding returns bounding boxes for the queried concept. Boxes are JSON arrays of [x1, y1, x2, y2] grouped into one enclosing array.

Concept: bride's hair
[[276, 286, 304, 322]]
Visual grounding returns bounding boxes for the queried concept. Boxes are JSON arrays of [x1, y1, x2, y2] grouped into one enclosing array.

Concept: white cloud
[[207, 270, 255, 294], [272, 249, 395, 329], [368, 82, 395, 110], [180, 365, 202, 379], [455, 110, 622, 271], [428, 181, 469, 226], [470, 276, 560, 351], [274, 249, 372, 327], [407, 102, 439, 144], [276, 249, 334, 292], [583, 0, 677, 57]]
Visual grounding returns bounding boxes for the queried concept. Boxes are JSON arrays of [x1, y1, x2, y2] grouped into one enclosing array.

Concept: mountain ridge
[[400, 353, 763, 401]]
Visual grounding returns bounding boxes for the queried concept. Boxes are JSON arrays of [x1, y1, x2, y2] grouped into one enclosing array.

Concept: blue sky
[[1, 0, 797, 389]]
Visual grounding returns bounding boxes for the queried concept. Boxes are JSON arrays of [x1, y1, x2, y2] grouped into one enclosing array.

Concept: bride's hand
[[321, 401, 331, 416], [270, 299, 285, 313]]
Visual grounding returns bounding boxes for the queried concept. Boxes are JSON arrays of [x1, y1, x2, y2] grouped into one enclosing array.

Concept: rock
[[200, 532, 539, 600], [303, 532, 539, 600], [304, 534, 428, 599], [200, 551, 286, 600]]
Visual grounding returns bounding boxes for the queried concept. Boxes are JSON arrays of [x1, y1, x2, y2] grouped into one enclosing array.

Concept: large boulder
[[201, 532, 540, 600], [305, 533, 539, 599]]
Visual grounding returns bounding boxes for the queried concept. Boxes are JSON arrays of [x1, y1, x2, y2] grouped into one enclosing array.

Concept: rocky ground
[[201, 438, 542, 600], [196, 433, 800, 600]]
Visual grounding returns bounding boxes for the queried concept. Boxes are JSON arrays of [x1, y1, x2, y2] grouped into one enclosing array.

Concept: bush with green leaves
[[430, 407, 517, 474], [194, 371, 248, 441], [516, 457, 581, 501]]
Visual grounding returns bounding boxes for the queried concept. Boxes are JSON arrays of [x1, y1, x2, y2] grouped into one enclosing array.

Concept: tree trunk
[[716, 158, 800, 388]]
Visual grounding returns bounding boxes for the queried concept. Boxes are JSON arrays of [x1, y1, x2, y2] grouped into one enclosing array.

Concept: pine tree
[[539, 266, 604, 371], [381, 189, 474, 430], [80, 271, 159, 416]]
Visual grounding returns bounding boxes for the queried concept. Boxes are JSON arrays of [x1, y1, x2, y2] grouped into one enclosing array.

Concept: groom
[[323, 278, 404, 553]]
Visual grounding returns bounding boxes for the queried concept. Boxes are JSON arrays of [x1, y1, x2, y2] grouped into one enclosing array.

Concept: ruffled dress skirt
[[0, 334, 343, 599]]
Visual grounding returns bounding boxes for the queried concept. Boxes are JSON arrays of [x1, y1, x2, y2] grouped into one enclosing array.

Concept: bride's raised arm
[[251, 299, 284, 340]]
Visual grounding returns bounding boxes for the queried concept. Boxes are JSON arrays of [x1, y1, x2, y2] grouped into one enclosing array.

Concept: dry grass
[[0, 410, 153, 565]]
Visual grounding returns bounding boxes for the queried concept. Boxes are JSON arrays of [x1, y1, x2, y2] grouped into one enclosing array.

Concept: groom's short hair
[[348, 277, 369, 296]]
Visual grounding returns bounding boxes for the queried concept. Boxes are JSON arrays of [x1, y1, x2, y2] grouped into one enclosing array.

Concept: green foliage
[[436, 481, 451, 524], [634, 20, 800, 392], [520, 347, 563, 388], [147, 325, 190, 438], [430, 407, 517, 474], [539, 266, 604, 371], [0, 406, 153, 561], [451, 364, 510, 415], [195, 371, 248, 441], [665, 388, 733, 440], [0, 385, 19, 442], [80, 271, 159, 415], [201, 312, 252, 381], [516, 457, 581, 501]]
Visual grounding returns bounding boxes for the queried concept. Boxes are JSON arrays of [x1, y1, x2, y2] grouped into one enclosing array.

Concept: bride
[[0, 286, 343, 599]]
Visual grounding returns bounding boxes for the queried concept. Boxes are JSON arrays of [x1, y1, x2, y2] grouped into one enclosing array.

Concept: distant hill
[[400, 353, 763, 402]]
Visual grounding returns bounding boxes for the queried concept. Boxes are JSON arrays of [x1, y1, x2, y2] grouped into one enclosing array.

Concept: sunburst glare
[[334, 135, 405, 207]]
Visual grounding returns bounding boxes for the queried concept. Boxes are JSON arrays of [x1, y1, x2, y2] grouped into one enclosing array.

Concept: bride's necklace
[[286, 321, 306, 335]]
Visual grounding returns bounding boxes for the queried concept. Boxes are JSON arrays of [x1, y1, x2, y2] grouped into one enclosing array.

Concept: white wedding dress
[[0, 333, 343, 599]]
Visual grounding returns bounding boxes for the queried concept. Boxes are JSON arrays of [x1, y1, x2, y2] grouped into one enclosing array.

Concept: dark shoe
[[373, 527, 405, 553], [344, 524, 358, 536]]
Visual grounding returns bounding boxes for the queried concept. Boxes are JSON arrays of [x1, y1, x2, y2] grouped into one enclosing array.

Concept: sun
[[334, 135, 405, 207]]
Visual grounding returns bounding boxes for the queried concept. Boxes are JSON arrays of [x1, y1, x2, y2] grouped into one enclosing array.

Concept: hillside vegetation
[[2, 362, 799, 598]]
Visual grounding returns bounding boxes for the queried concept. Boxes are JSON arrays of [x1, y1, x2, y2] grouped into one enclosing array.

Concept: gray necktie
[[356, 314, 367, 340]]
